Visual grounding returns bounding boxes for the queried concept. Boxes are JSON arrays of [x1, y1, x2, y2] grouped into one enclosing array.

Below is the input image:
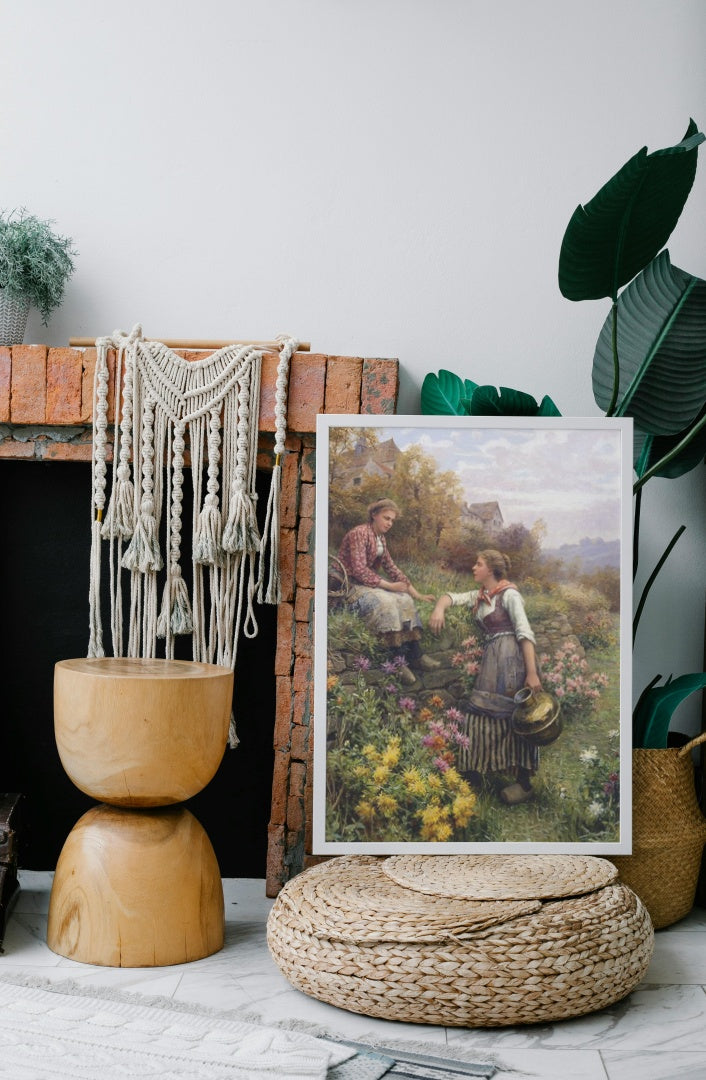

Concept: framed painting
[[313, 414, 633, 854]]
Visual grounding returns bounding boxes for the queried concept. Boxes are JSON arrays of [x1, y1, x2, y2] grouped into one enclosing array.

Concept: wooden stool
[[47, 658, 233, 967]]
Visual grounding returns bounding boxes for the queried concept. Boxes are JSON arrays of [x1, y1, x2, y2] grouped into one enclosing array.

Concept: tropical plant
[[422, 121, 706, 749], [558, 120, 706, 747], [0, 209, 76, 323]]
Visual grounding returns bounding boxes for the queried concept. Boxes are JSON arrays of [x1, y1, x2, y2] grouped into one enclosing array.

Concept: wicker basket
[[267, 855, 654, 1027], [610, 732, 706, 930], [0, 290, 30, 346]]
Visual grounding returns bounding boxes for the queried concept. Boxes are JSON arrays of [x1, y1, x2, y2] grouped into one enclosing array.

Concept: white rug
[[0, 975, 356, 1079]]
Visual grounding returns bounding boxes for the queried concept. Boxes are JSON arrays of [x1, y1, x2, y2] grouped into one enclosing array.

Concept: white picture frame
[[313, 414, 633, 854]]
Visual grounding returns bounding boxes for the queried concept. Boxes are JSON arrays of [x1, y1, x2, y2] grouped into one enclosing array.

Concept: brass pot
[[512, 687, 562, 746]]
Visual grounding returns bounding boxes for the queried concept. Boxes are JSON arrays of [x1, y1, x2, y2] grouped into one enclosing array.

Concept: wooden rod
[[69, 337, 311, 351]]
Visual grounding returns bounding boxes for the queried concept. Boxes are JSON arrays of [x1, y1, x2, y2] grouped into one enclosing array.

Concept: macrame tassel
[[157, 569, 194, 637], [87, 518, 105, 657], [194, 495, 224, 565], [228, 712, 240, 749], [222, 489, 261, 554], [122, 498, 163, 573], [257, 460, 282, 604], [101, 468, 135, 540]]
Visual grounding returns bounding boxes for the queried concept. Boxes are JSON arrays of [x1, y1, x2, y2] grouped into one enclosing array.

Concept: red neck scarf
[[474, 578, 516, 612]]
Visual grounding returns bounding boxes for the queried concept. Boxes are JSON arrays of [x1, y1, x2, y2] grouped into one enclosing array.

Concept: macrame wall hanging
[[88, 325, 297, 745]]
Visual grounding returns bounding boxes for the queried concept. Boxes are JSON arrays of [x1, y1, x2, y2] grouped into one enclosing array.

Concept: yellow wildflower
[[452, 792, 477, 827], [373, 764, 390, 785], [376, 793, 398, 817], [353, 764, 369, 778], [326, 674, 339, 691], [403, 768, 426, 797], [381, 737, 401, 767], [427, 774, 442, 792], [362, 744, 379, 761], [442, 767, 463, 790], [355, 800, 376, 822]]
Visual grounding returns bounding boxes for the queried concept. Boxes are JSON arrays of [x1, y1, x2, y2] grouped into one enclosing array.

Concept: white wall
[[4, 0, 705, 727]]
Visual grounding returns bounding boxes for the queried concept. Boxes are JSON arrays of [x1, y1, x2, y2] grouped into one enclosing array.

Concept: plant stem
[[633, 487, 641, 581], [633, 410, 706, 492], [606, 302, 619, 417], [633, 525, 686, 643]]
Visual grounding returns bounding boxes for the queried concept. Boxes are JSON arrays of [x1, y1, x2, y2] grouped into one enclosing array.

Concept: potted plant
[[0, 209, 76, 345]]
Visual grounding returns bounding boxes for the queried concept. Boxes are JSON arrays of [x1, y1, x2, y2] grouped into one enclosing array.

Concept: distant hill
[[543, 536, 621, 573]]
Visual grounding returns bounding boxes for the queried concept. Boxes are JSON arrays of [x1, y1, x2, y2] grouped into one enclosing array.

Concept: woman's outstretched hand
[[429, 595, 452, 635]]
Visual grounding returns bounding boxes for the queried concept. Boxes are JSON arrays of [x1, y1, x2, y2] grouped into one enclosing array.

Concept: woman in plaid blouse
[[337, 498, 438, 685]]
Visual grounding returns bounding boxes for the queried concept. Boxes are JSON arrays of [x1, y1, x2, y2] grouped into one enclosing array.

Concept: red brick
[[288, 355, 327, 433], [269, 751, 290, 826], [80, 348, 96, 421], [279, 528, 297, 602], [0, 439, 35, 458], [292, 689, 310, 728], [295, 553, 314, 590], [46, 348, 83, 423], [265, 824, 286, 897], [361, 358, 399, 415], [11, 345, 46, 422], [290, 723, 309, 763], [274, 677, 293, 750], [0, 348, 10, 422], [280, 451, 300, 528], [304, 762, 315, 853], [295, 621, 312, 660], [300, 442, 316, 483], [294, 586, 314, 624], [299, 482, 316, 520], [293, 657, 312, 694], [274, 603, 294, 676], [289, 760, 306, 800], [324, 356, 363, 413], [284, 434, 302, 453], [297, 516, 314, 554], [80, 347, 116, 422], [41, 441, 95, 462]]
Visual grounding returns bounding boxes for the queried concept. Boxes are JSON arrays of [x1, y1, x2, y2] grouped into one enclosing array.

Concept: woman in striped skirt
[[429, 549, 541, 805]]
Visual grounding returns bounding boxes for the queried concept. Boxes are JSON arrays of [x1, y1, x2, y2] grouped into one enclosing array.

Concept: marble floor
[[2, 871, 706, 1079]]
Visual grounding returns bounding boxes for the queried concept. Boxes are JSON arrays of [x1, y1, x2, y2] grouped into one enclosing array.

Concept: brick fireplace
[[0, 343, 399, 895]]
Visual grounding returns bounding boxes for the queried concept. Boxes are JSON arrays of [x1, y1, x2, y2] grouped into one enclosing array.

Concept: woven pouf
[[266, 855, 654, 1027]]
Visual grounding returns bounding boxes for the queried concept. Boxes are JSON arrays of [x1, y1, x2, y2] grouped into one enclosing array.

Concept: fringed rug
[[0, 975, 354, 1079], [0, 975, 498, 1078]]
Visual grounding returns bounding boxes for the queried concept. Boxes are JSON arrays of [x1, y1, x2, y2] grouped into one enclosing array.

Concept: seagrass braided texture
[[267, 854, 653, 1027], [275, 856, 540, 943], [610, 738, 706, 929], [382, 852, 618, 899]]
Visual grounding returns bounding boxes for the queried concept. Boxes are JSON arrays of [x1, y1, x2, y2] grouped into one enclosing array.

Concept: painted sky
[[370, 424, 626, 548]]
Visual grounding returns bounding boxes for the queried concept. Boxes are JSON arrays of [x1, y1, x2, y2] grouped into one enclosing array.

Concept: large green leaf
[[592, 251, 706, 434], [421, 370, 478, 415], [633, 672, 706, 748], [469, 385, 562, 416], [634, 405, 706, 480], [559, 120, 704, 301]]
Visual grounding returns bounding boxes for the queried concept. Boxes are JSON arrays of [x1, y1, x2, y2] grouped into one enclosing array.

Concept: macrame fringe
[[88, 326, 296, 751], [122, 502, 163, 573], [222, 490, 260, 555], [157, 571, 194, 638], [193, 498, 224, 566], [87, 518, 105, 658], [101, 472, 135, 540], [257, 462, 282, 604]]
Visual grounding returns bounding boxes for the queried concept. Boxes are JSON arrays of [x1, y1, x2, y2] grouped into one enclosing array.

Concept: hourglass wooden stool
[[47, 658, 233, 967]]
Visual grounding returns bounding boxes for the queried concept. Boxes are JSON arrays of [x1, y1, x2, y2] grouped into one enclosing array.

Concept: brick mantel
[[0, 343, 399, 894]]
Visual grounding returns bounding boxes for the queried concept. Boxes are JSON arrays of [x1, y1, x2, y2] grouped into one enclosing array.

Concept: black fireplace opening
[[0, 459, 276, 878]]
